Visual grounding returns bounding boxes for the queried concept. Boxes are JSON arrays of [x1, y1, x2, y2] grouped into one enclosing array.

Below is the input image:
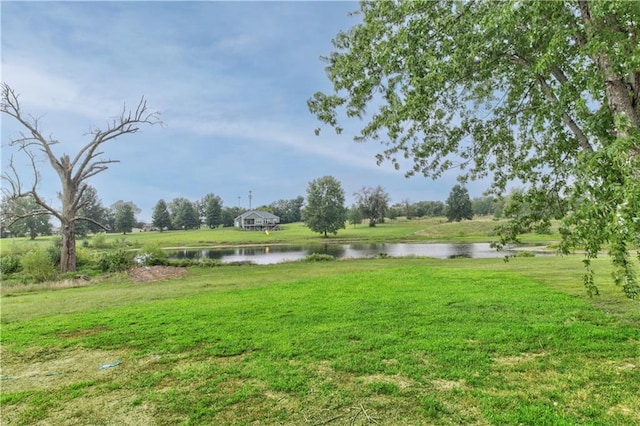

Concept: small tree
[[445, 185, 473, 222], [201, 193, 223, 229], [347, 205, 362, 228], [152, 199, 172, 231], [114, 203, 136, 234], [354, 186, 391, 227], [303, 176, 346, 237], [1, 83, 161, 272]]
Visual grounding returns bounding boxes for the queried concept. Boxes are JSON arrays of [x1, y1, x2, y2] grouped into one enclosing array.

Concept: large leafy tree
[[309, 1, 640, 298], [75, 185, 108, 236], [107, 200, 141, 232], [413, 201, 446, 218], [169, 198, 200, 230], [354, 185, 391, 227], [472, 196, 498, 217], [1, 83, 161, 272], [222, 206, 244, 228], [270, 196, 305, 224], [113, 202, 136, 235], [1, 195, 52, 239], [303, 176, 347, 237], [445, 185, 473, 223]]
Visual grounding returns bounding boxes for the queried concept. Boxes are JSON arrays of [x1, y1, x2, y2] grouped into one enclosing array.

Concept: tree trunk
[[60, 219, 76, 273], [60, 173, 78, 273]]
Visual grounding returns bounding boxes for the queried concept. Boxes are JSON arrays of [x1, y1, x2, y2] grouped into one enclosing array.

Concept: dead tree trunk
[[1, 83, 161, 273]]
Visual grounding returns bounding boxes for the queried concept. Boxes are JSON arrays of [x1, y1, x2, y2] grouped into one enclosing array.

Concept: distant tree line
[[1, 178, 558, 240]]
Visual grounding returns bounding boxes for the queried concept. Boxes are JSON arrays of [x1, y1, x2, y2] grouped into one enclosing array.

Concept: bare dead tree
[[1, 83, 162, 272]]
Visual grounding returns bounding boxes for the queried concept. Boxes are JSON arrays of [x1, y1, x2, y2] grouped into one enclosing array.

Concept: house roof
[[234, 210, 280, 221]]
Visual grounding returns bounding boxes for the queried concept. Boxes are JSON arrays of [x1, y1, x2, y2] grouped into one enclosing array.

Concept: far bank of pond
[[166, 242, 551, 265]]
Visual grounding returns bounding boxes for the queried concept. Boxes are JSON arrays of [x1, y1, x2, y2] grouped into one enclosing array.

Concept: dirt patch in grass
[[38, 388, 157, 426], [1, 347, 129, 394], [1, 347, 165, 425], [127, 266, 188, 283], [430, 378, 466, 391], [493, 352, 546, 366]]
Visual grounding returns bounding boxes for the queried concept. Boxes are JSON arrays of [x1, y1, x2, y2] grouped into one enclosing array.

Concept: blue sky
[[1, 1, 489, 222]]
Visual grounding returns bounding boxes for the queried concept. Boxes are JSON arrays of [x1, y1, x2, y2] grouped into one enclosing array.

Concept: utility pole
[[248, 190, 252, 210], [237, 196, 241, 208]]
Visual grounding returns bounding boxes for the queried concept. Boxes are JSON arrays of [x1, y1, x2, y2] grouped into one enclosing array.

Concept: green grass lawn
[[2, 256, 638, 425]]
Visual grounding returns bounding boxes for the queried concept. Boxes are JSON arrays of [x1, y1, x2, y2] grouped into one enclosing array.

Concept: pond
[[165, 242, 540, 265]]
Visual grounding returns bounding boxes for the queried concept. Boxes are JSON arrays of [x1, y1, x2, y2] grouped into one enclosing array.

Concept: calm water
[[166, 243, 529, 265]]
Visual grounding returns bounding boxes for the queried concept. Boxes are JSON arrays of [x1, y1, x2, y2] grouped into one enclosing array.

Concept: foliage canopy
[[303, 176, 347, 237], [309, 0, 640, 297], [446, 185, 473, 223]]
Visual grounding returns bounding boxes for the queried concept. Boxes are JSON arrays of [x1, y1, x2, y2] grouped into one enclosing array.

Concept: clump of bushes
[[303, 253, 334, 262], [1, 255, 21, 275], [97, 249, 133, 272], [20, 248, 58, 282], [200, 258, 224, 267], [515, 251, 535, 258]]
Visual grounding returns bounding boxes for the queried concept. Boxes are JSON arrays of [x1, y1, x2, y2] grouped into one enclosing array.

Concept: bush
[[303, 253, 334, 262], [0, 255, 21, 275], [47, 237, 62, 267], [97, 250, 133, 273], [21, 249, 58, 282], [200, 258, 223, 267], [75, 247, 93, 268], [515, 251, 535, 258], [167, 259, 198, 267]]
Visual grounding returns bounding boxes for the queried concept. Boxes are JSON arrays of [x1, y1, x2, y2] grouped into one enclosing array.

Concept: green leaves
[[310, 0, 640, 297], [302, 176, 347, 237]]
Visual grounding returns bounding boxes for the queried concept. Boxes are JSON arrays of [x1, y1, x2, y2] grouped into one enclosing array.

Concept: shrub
[[97, 250, 133, 273], [200, 258, 223, 267], [515, 251, 535, 258], [303, 253, 334, 262], [0, 255, 21, 275], [75, 247, 92, 267], [21, 249, 58, 282], [47, 237, 62, 267], [167, 259, 198, 267]]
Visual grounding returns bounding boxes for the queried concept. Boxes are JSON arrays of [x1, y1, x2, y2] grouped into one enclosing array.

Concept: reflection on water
[[166, 242, 523, 265]]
